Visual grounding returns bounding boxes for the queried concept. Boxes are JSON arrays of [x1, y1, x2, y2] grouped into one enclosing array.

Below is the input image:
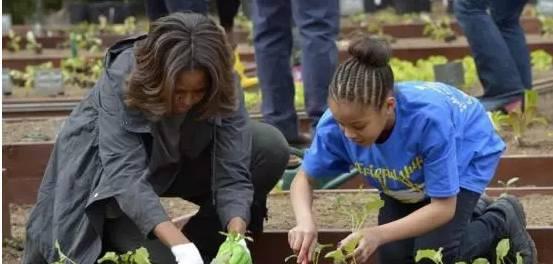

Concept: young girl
[[288, 38, 537, 264], [23, 13, 288, 264]]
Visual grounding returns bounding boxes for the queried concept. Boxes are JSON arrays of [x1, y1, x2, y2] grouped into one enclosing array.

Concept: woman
[[23, 13, 289, 264], [287, 38, 537, 264]]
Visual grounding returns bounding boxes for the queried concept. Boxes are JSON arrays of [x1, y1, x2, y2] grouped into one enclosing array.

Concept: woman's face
[[173, 70, 208, 114], [328, 97, 395, 146]]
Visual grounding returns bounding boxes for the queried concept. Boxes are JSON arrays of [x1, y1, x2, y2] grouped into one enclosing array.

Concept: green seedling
[[97, 247, 151, 264], [503, 90, 548, 145], [25, 31, 43, 54], [285, 243, 333, 264], [211, 231, 253, 264], [417, 239, 523, 264], [488, 111, 509, 132], [422, 15, 456, 42], [531, 50, 552, 72], [7, 30, 22, 52], [415, 247, 444, 264], [324, 194, 384, 264], [497, 177, 519, 196], [539, 15, 553, 36]]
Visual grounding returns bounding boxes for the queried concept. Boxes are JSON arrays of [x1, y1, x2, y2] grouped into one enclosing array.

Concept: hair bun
[[348, 37, 391, 68]]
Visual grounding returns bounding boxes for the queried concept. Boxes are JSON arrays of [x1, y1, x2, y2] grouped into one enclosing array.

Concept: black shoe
[[486, 195, 537, 264], [287, 133, 312, 147], [472, 194, 494, 219]]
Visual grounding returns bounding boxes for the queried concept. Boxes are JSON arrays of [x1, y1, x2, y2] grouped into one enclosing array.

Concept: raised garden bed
[[3, 191, 553, 264], [2, 49, 105, 71], [235, 35, 553, 63], [4, 34, 552, 71]]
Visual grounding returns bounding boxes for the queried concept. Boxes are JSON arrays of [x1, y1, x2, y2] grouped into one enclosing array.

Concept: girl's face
[[173, 70, 208, 114], [328, 97, 396, 146]]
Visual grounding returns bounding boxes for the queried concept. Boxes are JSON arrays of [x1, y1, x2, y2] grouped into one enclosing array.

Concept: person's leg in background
[[454, 0, 527, 111], [216, 0, 241, 47], [144, 0, 208, 21], [164, 0, 208, 14], [252, 0, 303, 143], [144, 0, 169, 21], [489, 0, 532, 91], [292, 0, 339, 128]]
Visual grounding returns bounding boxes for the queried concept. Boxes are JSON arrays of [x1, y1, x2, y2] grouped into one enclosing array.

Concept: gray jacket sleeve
[[213, 93, 254, 228], [97, 76, 169, 238]]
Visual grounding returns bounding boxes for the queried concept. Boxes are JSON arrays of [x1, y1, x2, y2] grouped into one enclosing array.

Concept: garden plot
[[3, 192, 553, 264]]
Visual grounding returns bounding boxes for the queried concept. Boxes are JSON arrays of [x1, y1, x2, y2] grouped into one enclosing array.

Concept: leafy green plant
[[6, 30, 22, 52], [111, 16, 138, 35], [539, 15, 553, 36], [211, 231, 253, 264], [416, 56, 448, 82], [461, 56, 478, 90], [503, 90, 548, 145], [416, 239, 522, 264], [25, 31, 43, 54], [415, 247, 444, 264], [98, 247, 151, 264], [61, 57, 103, 88], [531, 50, 553, 72], [9, 62, 54, 89], [323, 195, 384, 264], [285, 243, 333, 264], [488, 111, 509, 132], [422, 15, 456, 42]]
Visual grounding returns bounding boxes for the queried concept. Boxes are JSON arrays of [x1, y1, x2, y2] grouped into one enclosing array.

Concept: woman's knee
[[250, 121, 289, 174]]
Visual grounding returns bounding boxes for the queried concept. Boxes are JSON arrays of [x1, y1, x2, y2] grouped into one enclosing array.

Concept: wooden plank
[[252, 227, 553, 264], [2, 169, 12, 239]]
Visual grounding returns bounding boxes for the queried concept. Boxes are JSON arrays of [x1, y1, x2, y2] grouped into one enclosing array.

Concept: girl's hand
[[288, 221, 318, 264], [340, 227, 383, 263]]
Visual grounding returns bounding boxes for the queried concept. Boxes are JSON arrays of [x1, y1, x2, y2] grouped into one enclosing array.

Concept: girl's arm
[[290, 169, 317, 224]]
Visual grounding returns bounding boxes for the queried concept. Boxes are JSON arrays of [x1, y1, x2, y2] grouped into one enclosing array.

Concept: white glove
[[171, 243, 204, 264]]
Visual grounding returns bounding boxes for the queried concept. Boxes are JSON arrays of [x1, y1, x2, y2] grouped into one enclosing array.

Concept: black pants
[[377, 188, 505, 263], [102, 121, 289, 263], [145, 0, 240, 30]]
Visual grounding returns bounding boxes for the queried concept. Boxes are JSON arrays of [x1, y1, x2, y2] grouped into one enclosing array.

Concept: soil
[[4, 117, 552, 155], [3, 193, 553, 264]]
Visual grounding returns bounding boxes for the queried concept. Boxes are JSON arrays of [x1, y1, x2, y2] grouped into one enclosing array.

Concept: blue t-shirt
[[303, 81, 505, 203]]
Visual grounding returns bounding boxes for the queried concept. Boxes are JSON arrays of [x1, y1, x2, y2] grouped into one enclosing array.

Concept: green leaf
[[324, 249, 346, 264], [415, 248, 443, 264], [496, 238, 510, 264], [516, 252, 524, 264], [342, 235, 362, 254], [471, 258, 490, 264], [132, 247, 151, 264], [97, 252, 120, 263]]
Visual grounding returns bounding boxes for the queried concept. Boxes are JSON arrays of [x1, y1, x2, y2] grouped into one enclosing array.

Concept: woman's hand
[[339, 227, 384, 264], [288, 221, 318, 264]]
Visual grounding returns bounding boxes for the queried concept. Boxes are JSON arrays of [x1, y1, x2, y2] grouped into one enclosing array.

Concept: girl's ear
[[385, 96, 396, 115]]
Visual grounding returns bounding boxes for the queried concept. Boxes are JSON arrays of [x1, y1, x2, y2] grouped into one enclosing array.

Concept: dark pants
[[102, 121, 289, 263], [454, 0, 531, 111], [377, 189, 505, 263], [145, 0, 240, 30], [252, 0, 339, 140]]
